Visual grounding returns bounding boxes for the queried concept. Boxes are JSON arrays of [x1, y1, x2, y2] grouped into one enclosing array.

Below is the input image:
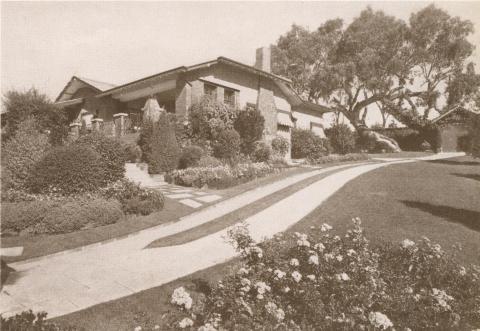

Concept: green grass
[[54, 156, 480, 330], [1, 199, 192, 263]]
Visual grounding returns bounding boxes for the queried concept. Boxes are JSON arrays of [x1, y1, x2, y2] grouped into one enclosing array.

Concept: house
[[55, 47, 330, 157]]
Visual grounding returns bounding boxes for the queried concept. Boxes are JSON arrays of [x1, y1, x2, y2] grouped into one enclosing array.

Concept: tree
[[234, 106, 265, 154], [146, 114, 181, 173], [2, 88, 68, 145]]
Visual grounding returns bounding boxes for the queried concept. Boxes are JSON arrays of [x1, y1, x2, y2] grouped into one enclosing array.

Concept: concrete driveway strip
[[0, 153, 463, 318]]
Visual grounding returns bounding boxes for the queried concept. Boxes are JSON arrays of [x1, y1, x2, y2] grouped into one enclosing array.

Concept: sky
[[1, 1, 480, 124]]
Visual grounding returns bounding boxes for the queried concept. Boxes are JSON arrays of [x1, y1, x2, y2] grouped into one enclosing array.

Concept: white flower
[[257, 294, 264, 300], [274, 269, 286, 280], [320, 223, 333, 232], [245, 245, 263, 258], [405, 287, 414, 294], [297, 239, 311, 247], [283, 286, 290, 293], [237, 267, 249, 275], [432, 288, 454, 310], [307, 274, 316, 281], [179, 317, 194, 329], [171, 287, 193, 309], [347, 249, 356, 256], [154, 326, 160, 330], [336, 255, 343, 262], [198, 323, 217, 331], [265, 302, 285, 321], [368, 311, 393, 330], [459, 266, 467, 276], [333, 235, 340, 241], [335, 273, 350, 281], [314, 243, 325, 252], [241, 278, 251, 286], [255, 281, 271, 295], [308, 255, 319, 265], [134, 327, 142, 331], [324, 253, 334, 261], [290, 258, 300, 266], [292, 271, 302, 282], [401, 239, 416, 249]]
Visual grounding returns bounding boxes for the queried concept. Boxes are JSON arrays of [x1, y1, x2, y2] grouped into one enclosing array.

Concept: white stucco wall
[[292, 110, 326, 138]]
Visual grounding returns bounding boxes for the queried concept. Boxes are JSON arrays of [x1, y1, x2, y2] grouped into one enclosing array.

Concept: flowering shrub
[[166, 163, 276, 189], [99, 179, 164, 215], [307, 153, 370, 164], [0, 310, 81, 331], [252, 141, 272, 162], [165, 219, 480, 330], [271, 136, 290, 157]]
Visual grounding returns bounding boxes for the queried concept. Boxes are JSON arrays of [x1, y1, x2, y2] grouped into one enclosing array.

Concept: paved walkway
[[0, 153, 463, 318], [125, 163, 222, 209]]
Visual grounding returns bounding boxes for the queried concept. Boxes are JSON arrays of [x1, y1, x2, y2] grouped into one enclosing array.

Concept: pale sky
[[2, 1, 480, 117]]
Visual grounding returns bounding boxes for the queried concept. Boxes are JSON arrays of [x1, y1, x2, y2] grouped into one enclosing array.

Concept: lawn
[[53, 156, 479, 330], [368, 151, 434, 158]]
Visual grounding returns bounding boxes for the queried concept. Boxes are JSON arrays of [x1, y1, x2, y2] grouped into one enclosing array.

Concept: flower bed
[[308, 153, 370, 164], [164, 219, 480, 330], [165, 162, 277, 189]]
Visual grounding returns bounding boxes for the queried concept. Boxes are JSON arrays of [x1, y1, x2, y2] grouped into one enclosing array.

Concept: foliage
[[308, 153, 370, 164], [143, 114, 181, 173], [1, 118, 51, 190], [124, 143, 143, 162], [2, 88, 68, 145], [234, 107, 265, 154], [291, 128, 330, 159], [197, 156, 224, 168], [423, 125, 442, 153], [27, 144, 106, 195], [1, 197, 123, 235], [324, 124, 357, 154], [272, 6, 480, 134], [0, 310, 82, 331], [165, 219, 480, 330], [74, 132, 127, 183], [252, 141, 272, 162], [166, 163, 276, 189], [178, 145, 205, 169], [99, 179, 164, 215], [271, 136, 290, 157], [213, 129, 241, 162], [189, 96, 238, 142], [470, 114, 480, 158], [368, 128, 426, 151]]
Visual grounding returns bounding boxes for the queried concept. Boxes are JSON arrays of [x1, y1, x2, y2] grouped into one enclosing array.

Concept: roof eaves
[[217, 57, 292, 83]]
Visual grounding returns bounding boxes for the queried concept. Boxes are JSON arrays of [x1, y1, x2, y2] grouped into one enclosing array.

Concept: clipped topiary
[[146, 114, 181, 173], [234, 106, 265, 154], [27, 144, 106, 195], [1, 118, 51, 190], [213, 129, 241, 161], [178, 145, 204, 169], [75, 132, 127, 183]]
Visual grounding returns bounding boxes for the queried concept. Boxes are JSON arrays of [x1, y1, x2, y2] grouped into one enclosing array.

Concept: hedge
[[27, 144, 106, 195], [324, 124, 356, 154], [291, 129, 330, 159]]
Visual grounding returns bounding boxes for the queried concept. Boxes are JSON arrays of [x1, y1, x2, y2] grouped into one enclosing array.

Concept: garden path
[[0, 153, 463, 319], [125, 163, 222, 208]]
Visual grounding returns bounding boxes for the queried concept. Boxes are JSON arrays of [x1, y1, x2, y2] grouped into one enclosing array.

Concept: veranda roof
[[277, 112, 294, 127]]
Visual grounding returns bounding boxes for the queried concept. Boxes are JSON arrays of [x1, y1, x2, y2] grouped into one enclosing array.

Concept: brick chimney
[[254, 46, 271, 73]]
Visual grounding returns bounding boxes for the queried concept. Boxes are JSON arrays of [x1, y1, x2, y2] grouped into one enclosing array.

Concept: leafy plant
[[1, 118, 51, 190], [291, 128, 330, 159], [234, 107, 265, 154], [178, 145, 204, 169], [27, 144, 106, 195], [0, 310, 82, 330], [271, 136, 290, 157], [252, 141, 272, 162], [213, 129, 241, 162], [325, 124, 357, 154]]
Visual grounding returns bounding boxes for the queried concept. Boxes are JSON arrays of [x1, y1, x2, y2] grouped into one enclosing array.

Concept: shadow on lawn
[[452, 173, 480, 182], [401, 200, 480, 232], [427, 159, 480, 166]]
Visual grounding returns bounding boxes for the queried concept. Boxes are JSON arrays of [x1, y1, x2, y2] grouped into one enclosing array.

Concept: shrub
[[325, 124, 357, 154], [166, 163, 276, 189], [468, 113, 480, 158], [457, 134, 472, 153], [234, 107, 265, 154], [368, 128, 424, 151], [189, 96, 238, 142], [145, 114, 181, 173], [196, 155, 223, 168], [0, 310, 81, 331], [291, 128, 330, 159], [1, 198, 123, 235], [423, 124, 442, 153], [27, 144, 106, 195], [307, 153, 370, 164], [166, 219, 480, 330], [124, 143, 143, 162], [75, 132, 127, 183], [178, 145, 204, 169], [99, 179, 164, 215], [213, 129, 241, 161], [1, 88, 69, 145], [1, 118, 51, 190], [271, 136, 289, 157], [252, 141, 272, 162]]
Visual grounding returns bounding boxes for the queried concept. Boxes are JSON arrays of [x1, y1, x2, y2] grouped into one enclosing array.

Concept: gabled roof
[[55, 76, 116, 102], [431, 105, 480, 124]]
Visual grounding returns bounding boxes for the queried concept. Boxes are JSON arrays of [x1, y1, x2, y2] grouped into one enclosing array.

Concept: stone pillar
[[69, 122, 81, 140], [91, 118, 104, 132], [256, 78, 277, 141], [113, 113, 128, 137], [175, 80, 192, 121]]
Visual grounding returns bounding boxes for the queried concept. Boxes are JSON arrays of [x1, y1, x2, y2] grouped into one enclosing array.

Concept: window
[[224, 89, 235, 106], [204, 84, 217, 98]]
